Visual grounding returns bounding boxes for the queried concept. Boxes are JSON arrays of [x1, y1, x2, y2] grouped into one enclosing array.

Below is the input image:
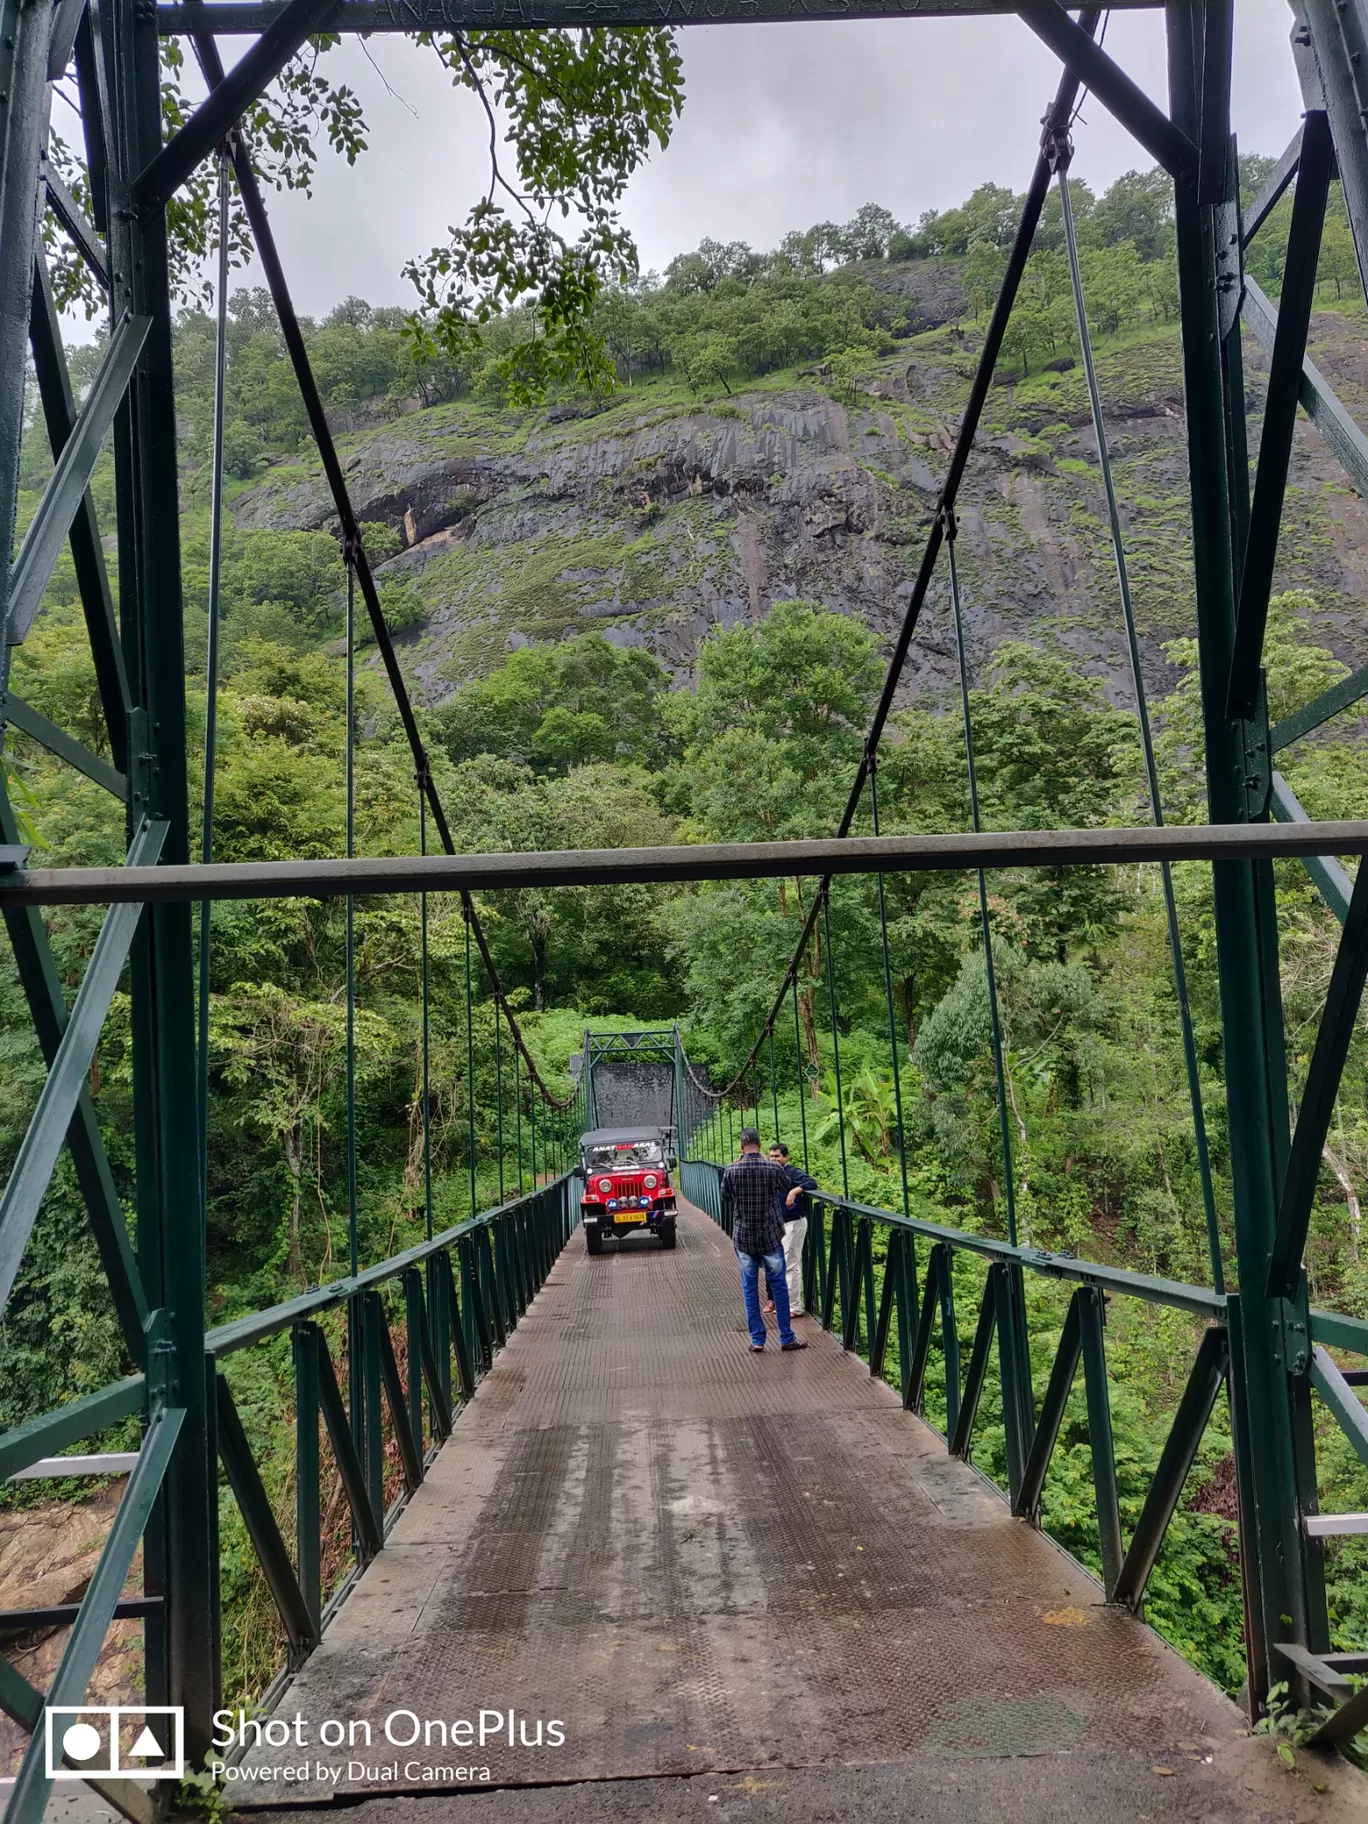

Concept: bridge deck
[[241, 1202, 1357, 1822]]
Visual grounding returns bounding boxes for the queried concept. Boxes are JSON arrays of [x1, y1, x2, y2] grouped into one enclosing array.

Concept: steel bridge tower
[[4, 0, 1368, 1808]]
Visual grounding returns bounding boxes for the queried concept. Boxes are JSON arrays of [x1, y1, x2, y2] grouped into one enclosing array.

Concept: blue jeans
[[735, 1246, 797, 1348]]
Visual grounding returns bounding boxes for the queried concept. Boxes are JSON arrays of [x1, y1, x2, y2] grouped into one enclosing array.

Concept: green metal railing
[[0, 1170, 580, 1822], [685, 1154, 1368, 1743], [208, 1172, 579, 1667]]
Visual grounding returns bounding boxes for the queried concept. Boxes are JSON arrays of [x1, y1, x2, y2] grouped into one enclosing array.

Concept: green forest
[[150, 152, 1359, 455], [4, 155, 1368, 1726]]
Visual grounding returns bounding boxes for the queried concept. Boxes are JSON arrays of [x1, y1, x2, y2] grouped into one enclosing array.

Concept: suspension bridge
[[4, 0, 1368, 1817]]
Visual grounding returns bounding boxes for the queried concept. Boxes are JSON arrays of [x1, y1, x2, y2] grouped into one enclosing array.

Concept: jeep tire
[[659, 1219, 677, 1251], [586, 1226, 604, 1256]]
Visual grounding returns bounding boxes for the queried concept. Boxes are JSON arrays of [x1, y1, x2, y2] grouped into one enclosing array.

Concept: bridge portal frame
[[3, 0, 1368, 1806]]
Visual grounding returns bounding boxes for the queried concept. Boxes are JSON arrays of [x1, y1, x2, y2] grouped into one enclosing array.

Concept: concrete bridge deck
[[241, 1201, 1359, 1823]]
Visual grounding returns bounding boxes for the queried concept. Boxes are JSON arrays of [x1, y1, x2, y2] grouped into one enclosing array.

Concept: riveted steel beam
[[1269, 772, 1353, 924], [155, 0, 1164, 29], [1078, 1285, 1122, 1594], [1270, 664, 1368, 754], [1267, 859, 1368, 1298], [1014, 1289, 1081, 1522], [0, 775, 149, 1355], [4, 1400, 183, 1824], [311, 1322, 382, 1557], [1312, 1307, 1368, 1354], [1227, 111, 1334, 718], [1241, 127, 1301, 244], [0, 0, 56, 669], [1168, 0, 1308, 1702], [0, 1373, 145, 1480], [73, 10, 109, 231], [1298, 0, 1368, 300], [1111, 1326, 1229, 1608], [27, 252, 130, 766], [1197, 0, 1232, 202], [5, 310, 150, 648], [216, 1372, 318, 1659], [1243, 277, 1368, 504], [4, 690, 127, 798], [42, 164, 109, 285], [374, 1294, 424, 1493], [103, 0, 221, 1750], [134, 0, 336, 205], [1017, 0, 1196, 174], [50, 0, 90, 76], [1310, 1345, 1368, 1472], [0, 818, 165, 1320]]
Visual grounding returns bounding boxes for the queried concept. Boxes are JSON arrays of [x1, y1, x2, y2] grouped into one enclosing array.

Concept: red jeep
[[580, 1126, 678, 1255]]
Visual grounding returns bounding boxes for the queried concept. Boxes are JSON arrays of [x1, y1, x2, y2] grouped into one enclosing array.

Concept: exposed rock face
[[0, 1486, 143, 1774], [232, 309, 1368, 708]]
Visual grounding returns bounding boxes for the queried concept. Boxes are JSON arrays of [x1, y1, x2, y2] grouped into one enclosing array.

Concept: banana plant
[[812, 1069, 901, 1165]]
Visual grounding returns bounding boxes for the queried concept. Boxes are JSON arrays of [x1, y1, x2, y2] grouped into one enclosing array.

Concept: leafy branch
[[402, 27, 683, 401], [50, 26, 682, 400]]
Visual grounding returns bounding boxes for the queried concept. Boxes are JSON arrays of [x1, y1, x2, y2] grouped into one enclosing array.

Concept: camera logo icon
[[44, 1707, 185, 1781]]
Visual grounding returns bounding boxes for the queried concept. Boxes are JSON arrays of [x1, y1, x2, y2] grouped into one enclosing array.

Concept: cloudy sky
[[222, 0, 1304, 318]]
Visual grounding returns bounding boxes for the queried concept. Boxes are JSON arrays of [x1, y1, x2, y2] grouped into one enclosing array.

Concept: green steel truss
[[3, 0, 1368, 1810], [152, 0, 1163, 31]]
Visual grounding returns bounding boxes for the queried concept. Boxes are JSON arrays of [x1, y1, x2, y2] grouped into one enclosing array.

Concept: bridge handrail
[[1309, 1307, 1368, 1356], [683, 1151, 1368, 1662], [0, 1168, 583, 1750], [206, 1171, 579, 1357], [688, 1161, 1368, 1349], [682, 1153, 1235, 1621], [683, 1157, 1223, 1316], [812, 1190, 1222, 1319]]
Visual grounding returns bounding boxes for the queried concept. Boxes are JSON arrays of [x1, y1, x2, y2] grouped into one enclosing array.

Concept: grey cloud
[[229, 0, 1302, 314]]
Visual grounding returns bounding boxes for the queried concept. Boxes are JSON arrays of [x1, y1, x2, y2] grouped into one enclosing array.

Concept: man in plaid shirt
[[722, 1129, 809, 1352]]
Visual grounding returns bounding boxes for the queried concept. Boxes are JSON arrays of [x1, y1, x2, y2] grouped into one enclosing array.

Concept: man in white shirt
[[769, 1142, 815, 1317]]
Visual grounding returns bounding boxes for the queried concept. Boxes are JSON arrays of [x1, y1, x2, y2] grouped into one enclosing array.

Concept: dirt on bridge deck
[[237, 1200, 1362, 1824]]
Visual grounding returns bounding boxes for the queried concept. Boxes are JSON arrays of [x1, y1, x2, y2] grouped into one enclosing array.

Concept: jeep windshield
[[586, 1142, 663, 1170]]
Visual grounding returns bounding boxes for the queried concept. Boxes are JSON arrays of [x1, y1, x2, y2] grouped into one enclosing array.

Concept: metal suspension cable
[[419, 788, 433, 1241], [464, 905, 477, 1217], [513, 1040, 524, 1196], [494, 995, 505, 1205], [191, 33, 576, 1121], [791, 978, 810, 1173], [196, 144, 230, 1216], [669, 30, 1099, 1112], [821, 892, 851, 1200], [345, 559, 363, 1446], [868, 766, 913, 1220], [345, 562, 359, 1276], [946, 526, 1019, 1248], [672, 1027, 688, 1158], [1056, 163, 1224, 1295]]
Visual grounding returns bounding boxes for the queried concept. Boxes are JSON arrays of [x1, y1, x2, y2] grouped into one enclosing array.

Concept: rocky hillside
[[230, 300, 1368, 713]]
